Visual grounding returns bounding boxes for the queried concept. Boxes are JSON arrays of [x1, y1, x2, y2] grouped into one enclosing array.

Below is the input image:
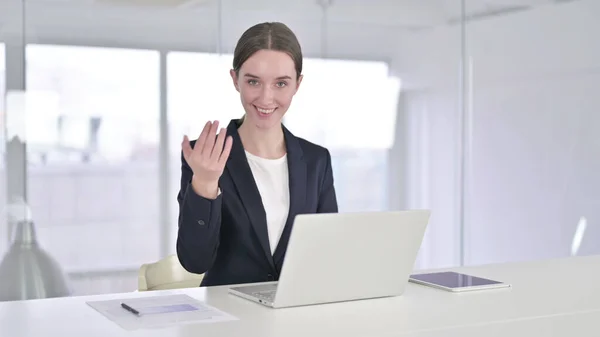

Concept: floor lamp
[[0, 136, 71, 301]]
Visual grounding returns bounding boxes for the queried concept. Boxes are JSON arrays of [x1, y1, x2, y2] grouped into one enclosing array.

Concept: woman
[[176, 22, 338, 287]]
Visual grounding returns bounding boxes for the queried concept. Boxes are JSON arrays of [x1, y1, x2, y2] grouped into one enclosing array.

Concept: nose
[[259, 86, 275, 105]]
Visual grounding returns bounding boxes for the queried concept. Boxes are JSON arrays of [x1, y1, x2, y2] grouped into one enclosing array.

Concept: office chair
[[138, 254, 204, 291]]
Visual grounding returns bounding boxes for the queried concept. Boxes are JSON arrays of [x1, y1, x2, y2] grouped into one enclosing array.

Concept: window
[[167, 52, 401, 219], [286, 58, 400, 149], [167, 52, 241, 154], [24, 45, 160, 293], [287, 58, 400, 212]]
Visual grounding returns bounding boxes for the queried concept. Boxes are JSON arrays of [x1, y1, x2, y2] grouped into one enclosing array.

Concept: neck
[[238, 121, 286, 159]]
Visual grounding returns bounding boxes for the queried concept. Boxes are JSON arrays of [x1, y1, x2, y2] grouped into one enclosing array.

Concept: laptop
[[228, 210, 431, 308]]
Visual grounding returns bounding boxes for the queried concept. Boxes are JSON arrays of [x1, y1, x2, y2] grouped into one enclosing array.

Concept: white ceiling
[[0, 0, 580, 63], [22, 0, 574, 28]]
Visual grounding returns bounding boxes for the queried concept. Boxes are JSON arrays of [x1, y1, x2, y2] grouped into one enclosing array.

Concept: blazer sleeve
[[317, 149, 339, 213], [176, 150, 222, 274]]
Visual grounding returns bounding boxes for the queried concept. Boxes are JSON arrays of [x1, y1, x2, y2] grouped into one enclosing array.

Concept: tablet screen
[[410, 271, 502, 288]]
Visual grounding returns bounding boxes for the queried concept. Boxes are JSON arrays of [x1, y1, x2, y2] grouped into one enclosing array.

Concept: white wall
[[466, 0, 600, 264], [393, 88, 463, 269], [396, 0, 600, 266]]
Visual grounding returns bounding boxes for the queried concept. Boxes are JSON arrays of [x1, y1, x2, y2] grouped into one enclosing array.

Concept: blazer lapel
[[224, 120, 275, 270], [273, 125, 307, 265]]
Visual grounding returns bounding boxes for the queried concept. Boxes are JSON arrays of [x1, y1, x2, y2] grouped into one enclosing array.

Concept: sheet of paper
[[87, 294, 238, 330]]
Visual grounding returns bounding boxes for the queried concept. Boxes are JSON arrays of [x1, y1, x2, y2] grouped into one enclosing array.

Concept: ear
[[294, 74, 303, 94], [230, 69, 240, 92]]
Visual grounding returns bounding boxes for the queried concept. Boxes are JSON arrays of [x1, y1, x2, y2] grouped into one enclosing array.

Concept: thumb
[[182, 135, 193, 161]]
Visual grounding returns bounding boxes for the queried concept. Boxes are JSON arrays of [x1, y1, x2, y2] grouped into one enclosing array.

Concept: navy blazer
[[176, 119, 338, 287]]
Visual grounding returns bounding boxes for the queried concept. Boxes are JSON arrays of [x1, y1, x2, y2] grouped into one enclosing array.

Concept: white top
[[1, 255, 599, 337], [245, 150, 290, 254]]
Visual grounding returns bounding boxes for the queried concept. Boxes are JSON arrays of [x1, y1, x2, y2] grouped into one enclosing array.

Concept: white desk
[[400, 309, 600, 337], [1, 255, 599, 337]]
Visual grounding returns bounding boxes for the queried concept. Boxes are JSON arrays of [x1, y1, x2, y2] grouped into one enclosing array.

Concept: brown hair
[[232, 22, 303, 80]]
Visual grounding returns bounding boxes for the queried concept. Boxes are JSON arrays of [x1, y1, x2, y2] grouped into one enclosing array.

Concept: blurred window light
[[288, 58, 400, 149], [571, 216, 587, 256], [5, 90, 60, 143], [26, 44, 159, 163], [167, 52, 401, 150], [166, 51, 398, 216], [167, 52, 240, 147]]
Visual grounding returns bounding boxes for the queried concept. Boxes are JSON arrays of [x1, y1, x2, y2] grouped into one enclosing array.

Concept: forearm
[[176, 182, 222, 274]]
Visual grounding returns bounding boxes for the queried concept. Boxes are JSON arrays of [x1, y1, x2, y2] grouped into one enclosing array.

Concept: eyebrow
[[244, 73, 292, 80]]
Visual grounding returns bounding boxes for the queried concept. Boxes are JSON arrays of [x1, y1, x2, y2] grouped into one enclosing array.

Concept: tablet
[[409, 271, 511, 292]]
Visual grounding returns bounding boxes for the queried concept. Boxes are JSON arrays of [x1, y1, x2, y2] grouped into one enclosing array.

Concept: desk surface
[[1, 255, 599, 337], [402, 309, 600, 337]]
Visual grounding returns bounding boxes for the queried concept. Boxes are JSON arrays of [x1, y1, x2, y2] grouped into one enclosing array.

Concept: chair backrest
[[138, 255, 204, 291]]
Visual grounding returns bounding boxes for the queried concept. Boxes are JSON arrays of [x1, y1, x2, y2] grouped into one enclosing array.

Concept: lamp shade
[[0, 220, 71, 301]]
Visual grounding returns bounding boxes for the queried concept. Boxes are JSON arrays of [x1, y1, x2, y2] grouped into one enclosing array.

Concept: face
[[230, 49, 303, 130]]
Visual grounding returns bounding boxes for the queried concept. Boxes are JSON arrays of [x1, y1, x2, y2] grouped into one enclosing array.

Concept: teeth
[[257, 107, 275, 114]]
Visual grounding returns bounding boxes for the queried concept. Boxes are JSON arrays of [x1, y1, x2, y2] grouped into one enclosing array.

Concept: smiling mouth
[[254, 105, 277, 115]]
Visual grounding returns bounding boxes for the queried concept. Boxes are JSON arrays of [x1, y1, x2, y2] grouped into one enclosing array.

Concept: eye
[[247, 79, 259, 86], [276, 81, 287, 88]]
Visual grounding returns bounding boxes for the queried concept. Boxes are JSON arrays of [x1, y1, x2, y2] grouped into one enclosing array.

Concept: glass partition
[[2, 0, 596, 300], [0, 43, 6, 255], [25, 44, 160, 286], [464, 0, 600, 265], [0, 0, 465, 297]]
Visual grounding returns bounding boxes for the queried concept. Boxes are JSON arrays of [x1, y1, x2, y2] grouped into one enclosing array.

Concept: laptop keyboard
[[252, 289, 276, 301]]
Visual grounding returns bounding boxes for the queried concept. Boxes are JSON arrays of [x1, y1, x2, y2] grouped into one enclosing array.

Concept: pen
[[120, 302, 141, 316]]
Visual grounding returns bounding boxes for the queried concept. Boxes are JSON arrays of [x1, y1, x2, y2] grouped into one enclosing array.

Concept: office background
[[0, 0, 598, 296]]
